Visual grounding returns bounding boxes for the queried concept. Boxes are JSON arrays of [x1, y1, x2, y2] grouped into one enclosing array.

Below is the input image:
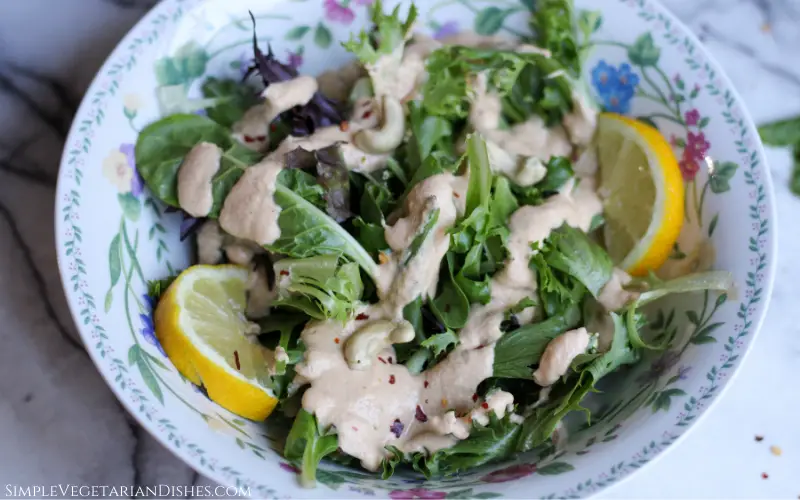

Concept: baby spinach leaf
[[135, 113, 261, 215], [352, 217, 389, 258], [272, 255, 364, 322], [201, 77, 260, 128], [492, 302, 582, 379], [430, 253, 470, 329], [284, 410, 339, 488], [759, 115, 800, 147], [406, 101, 455, 170]]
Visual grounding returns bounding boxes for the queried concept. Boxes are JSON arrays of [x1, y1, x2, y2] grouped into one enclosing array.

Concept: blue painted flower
[[433, 20, 459, 40], [140, 294, 166, 356], [591, 60, 640, 114], [591, 60, 617, 95]]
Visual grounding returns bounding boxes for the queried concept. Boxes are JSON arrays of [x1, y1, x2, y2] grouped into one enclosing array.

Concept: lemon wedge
[[596, 113, 685, 276], [154, 265, 278, 420]]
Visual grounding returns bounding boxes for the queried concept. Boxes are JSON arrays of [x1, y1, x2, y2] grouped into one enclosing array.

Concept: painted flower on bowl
[[388, 488, 446, 499], [140, 294, 166, 356], [481, 463, 537, 483], [324, 0, 355, 24], [102, 143, 143, 195], [433, 20, 459, 40], [591, 60, 640, 113], [123, 93, 143, 118]]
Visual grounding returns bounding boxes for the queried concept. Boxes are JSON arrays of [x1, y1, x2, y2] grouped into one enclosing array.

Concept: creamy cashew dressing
[[533, 327, 592, 386], [219, 158, 284, 245], [378, 173, 467, 314], [296, 304, 497, 470], [597, 268, 639, 312], [177, 142, 222, 217]]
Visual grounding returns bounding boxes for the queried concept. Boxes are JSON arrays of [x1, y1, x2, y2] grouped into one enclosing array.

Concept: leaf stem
[[697, 179, 710, 226]]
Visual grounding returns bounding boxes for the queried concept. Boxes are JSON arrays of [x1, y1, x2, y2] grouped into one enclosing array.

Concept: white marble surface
[[0, 0, 798, 498]]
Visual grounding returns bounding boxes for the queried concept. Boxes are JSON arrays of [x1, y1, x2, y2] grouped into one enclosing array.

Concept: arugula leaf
[[541, 223, 613, 297], [758, 115, 800, 147], [401, 207, 440, 267], [342, 0, 418, 64], [277, 169, 326, 210], [634, 270, 734, 307], [454, 246, 492, 305], [201, 77, 260, 128], [465, 135, 492, 216], [268, 185, 380, 280], [420, 329, 459, 357], [135, 113, 262, 215], [405, 101, 455, 171], [272, 255, 364, 322], [284, 410, 339, 488], [517, 312, 637, 451], [146, 274, 180, 304], [423, 46, 573, 125], [492, 302, 582, 379], [530, 0, 580, 76], [430, 253, 470, 329], [414, 412, 522, 478], [382, 445, 407, 479]]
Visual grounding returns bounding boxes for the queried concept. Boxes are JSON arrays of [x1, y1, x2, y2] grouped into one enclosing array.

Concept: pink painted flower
[[389, 489, 446, 499], [685, 131, 710, 162], [481, 463, 537, 483], [679, 155, 700, 181], [324, 0, 355, 24], [684, 109, 700, 126]]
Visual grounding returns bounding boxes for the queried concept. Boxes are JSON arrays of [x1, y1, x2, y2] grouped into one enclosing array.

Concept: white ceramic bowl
[[55, 0, 776, 497]]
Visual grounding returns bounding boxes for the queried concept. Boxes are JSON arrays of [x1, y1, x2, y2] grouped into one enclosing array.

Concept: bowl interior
[[56, 0, 774, 497]]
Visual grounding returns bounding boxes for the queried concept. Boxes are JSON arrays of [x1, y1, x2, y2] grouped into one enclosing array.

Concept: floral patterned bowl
[[55, 0, 776, 497]]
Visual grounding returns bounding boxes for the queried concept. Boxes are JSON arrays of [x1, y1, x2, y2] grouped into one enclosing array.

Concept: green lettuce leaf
[[342, 0, 418, 64], [284, 410, 338, 488]]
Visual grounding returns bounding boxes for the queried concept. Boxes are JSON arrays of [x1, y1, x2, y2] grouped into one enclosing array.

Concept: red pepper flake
[[481, 402, 489, 409], [256, 135, 267, 142], [477, 344, 486, 350], [334, 337, 341, 344], [378, 356, 387, 364], [339, 121, 350, 132], [352, 426, 358, 432], [390, 419, 404, 438], [389, 375, 396, 385], [755, 435, 764, 442], [441, 398, 448, 408], [243, 135, 255, 143], [388, 356, 393, 364], [270, 123, 277, 131], [279, 270, 290, 276], [362, 110, 373, 120], [472, 393, 478, 402], [356, 313, 370, 320], [453, 191, 460, 198], [415, 405, 428, 423], [233, 351, 240, 370], [761, 473, 769, 479], [424, 381, 429, 388]]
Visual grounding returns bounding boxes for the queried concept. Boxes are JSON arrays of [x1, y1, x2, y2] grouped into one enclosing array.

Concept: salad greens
[[758, 115, 800, 196], [136, 0, 735, 488]]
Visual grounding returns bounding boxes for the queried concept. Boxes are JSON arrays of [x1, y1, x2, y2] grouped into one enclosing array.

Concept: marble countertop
[[0, 0, 797, 497]]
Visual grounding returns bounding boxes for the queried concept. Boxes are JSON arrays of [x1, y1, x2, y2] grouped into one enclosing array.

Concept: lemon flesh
[[596, 113, 685, 276], [154, 265, 278, 420]]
